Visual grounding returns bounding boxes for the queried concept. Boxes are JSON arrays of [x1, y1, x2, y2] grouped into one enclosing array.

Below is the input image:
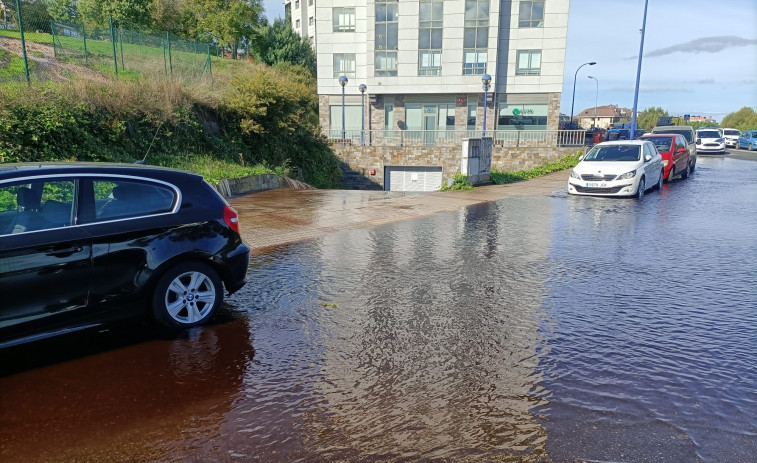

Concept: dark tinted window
[[698, 130, 720, 138], [644, 136, 674, 152], [0, 179, 75, 235], [95, 179, 176, 221], [654, 128, 694, 143]]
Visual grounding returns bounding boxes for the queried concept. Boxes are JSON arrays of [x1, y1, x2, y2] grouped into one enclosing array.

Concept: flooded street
[[2, 156, 756, 462]]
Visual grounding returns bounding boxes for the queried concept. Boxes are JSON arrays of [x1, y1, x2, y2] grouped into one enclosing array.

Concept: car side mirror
[[677, 147, 687, 153], [644, 154, 652, 162]]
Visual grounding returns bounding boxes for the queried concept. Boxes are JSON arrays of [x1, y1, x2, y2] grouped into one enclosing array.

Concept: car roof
[[0, 162, 202, 182], [640, 133, 676, 138]]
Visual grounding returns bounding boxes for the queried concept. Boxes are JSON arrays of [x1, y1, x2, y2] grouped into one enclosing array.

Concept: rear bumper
[[219, 242, 250, 295]]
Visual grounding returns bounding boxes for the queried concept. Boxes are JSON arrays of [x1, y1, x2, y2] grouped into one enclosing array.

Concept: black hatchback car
[[0, 163, 250, 348]]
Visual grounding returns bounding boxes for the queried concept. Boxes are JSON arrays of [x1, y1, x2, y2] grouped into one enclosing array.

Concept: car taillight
[[223, 205, 240, 233]]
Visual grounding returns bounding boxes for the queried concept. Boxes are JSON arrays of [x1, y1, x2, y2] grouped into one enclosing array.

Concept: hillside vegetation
[[0, 34, 340, 188]]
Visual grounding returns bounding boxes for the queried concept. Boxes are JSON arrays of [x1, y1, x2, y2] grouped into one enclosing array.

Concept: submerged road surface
[[1, 156, 755, 462]]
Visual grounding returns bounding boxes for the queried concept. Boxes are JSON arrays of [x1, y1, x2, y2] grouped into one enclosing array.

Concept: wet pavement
[[1, 155, 756, 462]]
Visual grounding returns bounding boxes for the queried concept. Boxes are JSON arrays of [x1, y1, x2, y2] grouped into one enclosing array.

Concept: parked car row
[[0, 163, 251, 348], [568, 125, 697, 199]]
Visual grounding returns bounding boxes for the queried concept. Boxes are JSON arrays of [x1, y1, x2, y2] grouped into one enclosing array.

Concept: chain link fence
[[0, 0, 218, 84]]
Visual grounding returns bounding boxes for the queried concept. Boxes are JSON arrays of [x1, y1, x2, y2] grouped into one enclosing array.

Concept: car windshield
[[654, 128, 693, 143], [584, 145, 640, 162], [643, 137, 673, 152], [724, 130, 740, 136], [698, 130, 720, 138]]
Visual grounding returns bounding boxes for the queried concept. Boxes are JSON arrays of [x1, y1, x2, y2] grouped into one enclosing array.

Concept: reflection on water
[[1, 158, 755, 462]]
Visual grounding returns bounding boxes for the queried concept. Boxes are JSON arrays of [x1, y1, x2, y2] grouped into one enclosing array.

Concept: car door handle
[[48, 246, 84, 257]]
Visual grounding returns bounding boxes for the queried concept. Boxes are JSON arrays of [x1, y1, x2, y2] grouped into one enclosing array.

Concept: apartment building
[[285, 1, 569, 137], [288, 0, 318, 46]]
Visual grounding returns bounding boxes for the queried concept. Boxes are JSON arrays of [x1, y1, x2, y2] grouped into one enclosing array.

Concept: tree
[[148, 0, 195, 36], [252, 19, 316, 76], [78, 0, 152, 29], [188, 0, 264, 53], [45, 0, 78, 22], [636, 106, 668, 131], [721, 107, 757, 131]]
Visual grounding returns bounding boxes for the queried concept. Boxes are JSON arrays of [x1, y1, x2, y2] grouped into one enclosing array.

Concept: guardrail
[[323, 129, 588, 147]]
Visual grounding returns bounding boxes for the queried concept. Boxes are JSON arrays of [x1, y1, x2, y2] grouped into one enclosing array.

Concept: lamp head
[[589, 62, 597, 65], [359, 84, 367, 93], [338, 76, 348, 87], [482, 73, 492, 86]]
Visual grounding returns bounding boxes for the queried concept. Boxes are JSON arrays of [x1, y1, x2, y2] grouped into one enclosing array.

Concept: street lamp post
[[338, 76, 348, 142], [359, 84, 367, 146], [482, 74, 491, 138], [630, 0, 649, 140], [588, 75, 598, 128], [570, 62, 596, 127]]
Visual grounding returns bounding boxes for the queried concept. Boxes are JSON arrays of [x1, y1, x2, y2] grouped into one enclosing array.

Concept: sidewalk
[[231, 171, 568, 254]]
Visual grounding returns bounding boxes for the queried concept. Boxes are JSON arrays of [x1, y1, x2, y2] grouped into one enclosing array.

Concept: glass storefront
[[496, 103, 548, 130]]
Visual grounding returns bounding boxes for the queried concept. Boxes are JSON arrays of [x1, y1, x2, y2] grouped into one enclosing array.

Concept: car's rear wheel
[[152, 262, 223, 330], [750, 143, 755, 151], [635, 176, 645, 199]]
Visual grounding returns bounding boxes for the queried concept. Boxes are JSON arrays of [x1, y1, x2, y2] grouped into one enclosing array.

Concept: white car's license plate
[[586, 182, 607, 188]]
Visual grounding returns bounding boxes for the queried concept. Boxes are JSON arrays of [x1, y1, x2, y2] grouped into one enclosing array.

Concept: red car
[[639, 133, 691, 181]]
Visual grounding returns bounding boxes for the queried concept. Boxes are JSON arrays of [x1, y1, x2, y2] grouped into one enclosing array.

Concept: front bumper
[[697, 143, 726, 154], [567, 178, 637, 196], [724, 139, 738, 148]]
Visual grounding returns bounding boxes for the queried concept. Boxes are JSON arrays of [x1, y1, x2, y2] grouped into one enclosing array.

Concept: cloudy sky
[[261, 0, 757, 122]]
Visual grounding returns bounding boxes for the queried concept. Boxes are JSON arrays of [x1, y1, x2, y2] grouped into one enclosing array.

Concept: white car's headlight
[[570, 170, 581, 179], [617, 170, 637, 180]]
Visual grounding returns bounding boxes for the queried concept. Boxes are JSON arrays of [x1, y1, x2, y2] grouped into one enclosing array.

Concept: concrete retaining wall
[[335, 145, 582, 190], [216, 174, 313, 198]]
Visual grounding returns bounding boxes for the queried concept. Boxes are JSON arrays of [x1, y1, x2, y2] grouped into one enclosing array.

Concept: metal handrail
[[323, 129, 587, 147]]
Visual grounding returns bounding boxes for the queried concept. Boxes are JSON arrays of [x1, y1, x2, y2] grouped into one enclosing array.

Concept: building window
[[333, 53, 356, 78], [375, 52, 398, 76], [418, 0, 443, 76], [330, 105, 362, 134], [385, 103, 394, 133], [519, 1, 544, 27], [296, 19, 300, 28], [467, 103, 477, 132], [295, 0, 300, 9], [463, 0, 489, 75], [308, 0, 313, 5], [376, 0, 399, 76], [516, 50, 541, 75], [309, 16, 314, 26], [333, 8, 355, 32], [497, 102, 548, 129]]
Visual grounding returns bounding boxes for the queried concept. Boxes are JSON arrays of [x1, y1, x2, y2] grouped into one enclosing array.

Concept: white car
[[568, 140, 664, 199], [696, 129, 726, 154], [722, 128, 741, 149]]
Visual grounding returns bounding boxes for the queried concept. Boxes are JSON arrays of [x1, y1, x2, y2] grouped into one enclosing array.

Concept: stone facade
[[334, 144, 579, 190]]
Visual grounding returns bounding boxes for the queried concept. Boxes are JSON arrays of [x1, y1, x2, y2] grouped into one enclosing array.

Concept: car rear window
[[584, 145, 640, 162], [654, 128, 693, 143], [644, 136, 674, 152], [95, 179, 176, 221], [698, 130, 720, 138]]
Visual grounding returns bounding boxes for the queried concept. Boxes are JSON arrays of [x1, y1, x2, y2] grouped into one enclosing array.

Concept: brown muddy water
[[1, 156, 756, 462]]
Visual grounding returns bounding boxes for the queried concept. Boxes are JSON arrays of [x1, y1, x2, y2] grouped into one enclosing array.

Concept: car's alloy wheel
[[635, 177, 645, 199], [152, 262, 222, 329], [667, 166, 675, 182], [750, 143, 755, 151]]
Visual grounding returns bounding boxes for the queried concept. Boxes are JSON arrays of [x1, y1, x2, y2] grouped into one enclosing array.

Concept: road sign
[[684, 114, 690, 121]]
